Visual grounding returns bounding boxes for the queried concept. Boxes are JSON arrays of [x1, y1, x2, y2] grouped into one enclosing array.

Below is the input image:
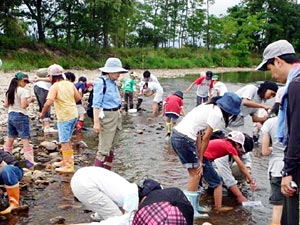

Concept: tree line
[[1, 0, 300, 54]]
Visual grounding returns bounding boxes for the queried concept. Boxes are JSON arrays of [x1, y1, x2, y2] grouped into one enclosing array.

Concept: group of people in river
[[0, 39, 299, 225]]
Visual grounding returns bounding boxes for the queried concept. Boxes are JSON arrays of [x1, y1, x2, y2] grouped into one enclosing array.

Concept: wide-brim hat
[[133, 187, 193, 225], [174, 91, 183, 99], [216, 92, 241, 115], [99, 57, 128, 74]]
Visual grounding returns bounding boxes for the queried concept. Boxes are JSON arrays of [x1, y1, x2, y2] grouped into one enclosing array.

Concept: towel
[[276, 63, 300, 145]]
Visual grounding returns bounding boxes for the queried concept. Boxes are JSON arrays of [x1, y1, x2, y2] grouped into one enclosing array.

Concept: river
[[1, 71, 276, 225]]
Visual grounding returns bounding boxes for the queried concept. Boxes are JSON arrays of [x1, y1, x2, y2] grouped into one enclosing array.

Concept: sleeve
[[240, 85, 256, 100], [214, 156, 238, 188], [210, 80, 214, 89], [46, 85, 58, 101], [284, 81, 300, 174], [260, 119, 271, 135], [92, 78, 105, 108], [195, 77, 205, 85], [206, 108, 224, 130]]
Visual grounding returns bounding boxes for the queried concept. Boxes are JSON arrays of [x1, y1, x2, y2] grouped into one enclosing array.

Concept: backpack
[[86, 77, 106, 119]]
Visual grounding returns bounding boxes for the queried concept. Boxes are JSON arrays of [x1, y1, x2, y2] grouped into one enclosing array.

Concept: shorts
[[165, 113, 179, 123], [202, 157, 222, 188], [269, 176, 284, 205], [77, 104, 86, 115], [57, 118, 77, 143], [153, 92, 163, 103], [170, 130, 199, 169], [196, 96, 208, 106], [7, 112, 30, 139]]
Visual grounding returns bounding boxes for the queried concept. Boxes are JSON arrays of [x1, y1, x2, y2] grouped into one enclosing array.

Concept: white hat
[[275, 86, 285, 103], [256, 40, 295, 71], [99, 58, 128, 73], [48, 64, 64, 76], [228, 131, 245, 152]]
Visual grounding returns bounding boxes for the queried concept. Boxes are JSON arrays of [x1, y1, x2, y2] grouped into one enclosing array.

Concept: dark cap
[[133, 188, 194, 225], [206, 71, 213, 79], [15, 72, 29, 83], [138, 178, 162, 200], [174, 91, 183, 99]]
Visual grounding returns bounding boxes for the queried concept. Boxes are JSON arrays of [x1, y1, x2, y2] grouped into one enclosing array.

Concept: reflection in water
[[12, 71, 273, 225]]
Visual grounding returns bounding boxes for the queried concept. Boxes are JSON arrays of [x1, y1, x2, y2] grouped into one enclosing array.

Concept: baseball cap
[[133, 187, 194, 225], [15, 72, 29, 83], [228, 131, 245, 153], [174, 90, 183, 99], [99, 57, 128, 73], [48, 64, 64, 76], [212, 74, 219, 80], [256, 40, 295, 71], [36, 68, 48, 77], [206, 71, 213, 79]]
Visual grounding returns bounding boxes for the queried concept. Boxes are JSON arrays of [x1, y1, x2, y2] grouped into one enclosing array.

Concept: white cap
[[228, 131, 245, 152], [256, 40, 295, 71], [99, 57, 128, 73]]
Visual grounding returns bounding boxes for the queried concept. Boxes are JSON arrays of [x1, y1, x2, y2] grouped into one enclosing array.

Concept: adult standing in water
[[256, 39, 300, 225], [170, 92, 242, 218], [93, 58, 127, 170]]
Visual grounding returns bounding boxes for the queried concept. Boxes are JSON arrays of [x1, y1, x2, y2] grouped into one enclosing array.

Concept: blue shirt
[[92, 75, 121, 109]]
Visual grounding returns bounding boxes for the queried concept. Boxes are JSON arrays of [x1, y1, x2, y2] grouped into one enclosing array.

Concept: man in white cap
[[256, 39, 300, 225], [93, 58, 127, 170]]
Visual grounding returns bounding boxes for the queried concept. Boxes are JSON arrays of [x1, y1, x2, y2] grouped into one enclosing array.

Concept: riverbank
[[0, 67, 255, 82]]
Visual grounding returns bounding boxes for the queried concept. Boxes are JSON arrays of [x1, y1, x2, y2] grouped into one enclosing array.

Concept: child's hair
[[6, 77, 19, 106], [207, 96, 237, 127], [78, 76, 87, 83], [65, 72, 76, 82]]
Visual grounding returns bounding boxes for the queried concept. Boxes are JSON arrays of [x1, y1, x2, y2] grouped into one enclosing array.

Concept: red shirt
[[164, 94, 184, 116], [204, 139, 239, 161]]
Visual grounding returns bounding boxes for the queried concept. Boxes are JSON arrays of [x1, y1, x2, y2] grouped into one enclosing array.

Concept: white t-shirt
[[235, 85, 261, 117], [174, 104, 225, 141], [261, 117, 285, 177], [212, 81, 227, 97], [8, 87, 31, 115], [70, 167, 139, 213]]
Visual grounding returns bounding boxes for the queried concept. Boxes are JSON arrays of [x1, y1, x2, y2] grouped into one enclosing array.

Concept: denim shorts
[[0, 165, 23, 186], [203, 157, 222, 188], [7, 112, 30, 139], [57, 118, 77, 143], [269, 176, 284, 205], [170, 130, 199, 169], [165, 113, 179, 123]]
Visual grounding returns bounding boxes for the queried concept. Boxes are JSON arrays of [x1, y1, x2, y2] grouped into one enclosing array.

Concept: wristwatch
[[281, 170, 291, 177]]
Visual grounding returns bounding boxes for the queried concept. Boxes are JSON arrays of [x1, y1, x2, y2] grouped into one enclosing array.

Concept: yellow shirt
[[47, 80, 78, 122]]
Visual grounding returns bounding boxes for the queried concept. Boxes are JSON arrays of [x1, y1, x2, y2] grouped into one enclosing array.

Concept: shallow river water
[[2, 71, 277, 225]]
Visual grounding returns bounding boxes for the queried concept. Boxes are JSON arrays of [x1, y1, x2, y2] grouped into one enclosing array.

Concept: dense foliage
[[0, 0, 300, 70]]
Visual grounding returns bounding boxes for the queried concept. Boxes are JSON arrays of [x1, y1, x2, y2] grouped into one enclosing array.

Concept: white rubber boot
[[184, 190, 209, 219]]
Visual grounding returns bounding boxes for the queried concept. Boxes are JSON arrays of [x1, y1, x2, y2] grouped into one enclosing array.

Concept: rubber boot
[[94, 151, 114, 170], [196, 189, 211, 212], [136, 98, 143, 111], [3, 146, 13, 154], [23, 146, 36, 169], [166, 122, 172, 136], [76, 120, 84, 133], [55, 149, 74, 173], [184, 191, 209, 219], [0, 184, 20, 215]]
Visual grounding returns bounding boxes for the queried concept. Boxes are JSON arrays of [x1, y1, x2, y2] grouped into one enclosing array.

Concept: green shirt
[[122, 77, 136, 93]]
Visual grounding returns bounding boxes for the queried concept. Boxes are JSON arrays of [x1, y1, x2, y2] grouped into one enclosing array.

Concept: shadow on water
[[8, 71, 274, 225]]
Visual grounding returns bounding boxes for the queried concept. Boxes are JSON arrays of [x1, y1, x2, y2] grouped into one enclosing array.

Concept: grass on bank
[[0, 37, 261, 72]]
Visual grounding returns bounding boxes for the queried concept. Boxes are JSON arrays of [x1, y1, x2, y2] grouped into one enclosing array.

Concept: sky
[[209, 0, 241, 16]]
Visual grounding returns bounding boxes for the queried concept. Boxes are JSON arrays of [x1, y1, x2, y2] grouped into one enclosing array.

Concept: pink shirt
[[204, 139, 238, 161]]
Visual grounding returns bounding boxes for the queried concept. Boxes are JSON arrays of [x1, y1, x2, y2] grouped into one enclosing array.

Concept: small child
[[202, 131, 256, 211], [122, 72, 136, 112], [75, 76, 88, 132], [3, 72, 36, 168], [161, 91, 185, 137]]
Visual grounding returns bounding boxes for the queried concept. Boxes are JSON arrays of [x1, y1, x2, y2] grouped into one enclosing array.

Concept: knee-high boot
[[0, 184, 20, 215], [55, 149, 74, 173], [184, 191, 209, 219]]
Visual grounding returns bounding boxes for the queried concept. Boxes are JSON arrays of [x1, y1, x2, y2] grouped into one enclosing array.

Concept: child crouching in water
[[202, 131, 256, 211]]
